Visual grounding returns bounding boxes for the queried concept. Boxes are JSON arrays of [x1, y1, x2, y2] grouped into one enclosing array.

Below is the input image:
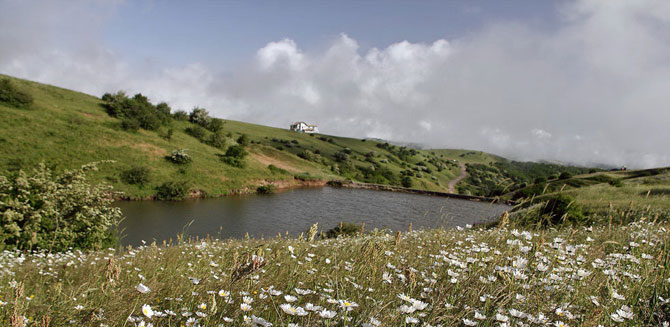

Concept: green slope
[[0, 75, 479, 198], [509, 167, 670, 213], [1, 74, 610, 200]]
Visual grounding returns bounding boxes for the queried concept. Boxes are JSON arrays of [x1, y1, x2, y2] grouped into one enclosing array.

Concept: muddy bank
[[327, 180, 513, 205]]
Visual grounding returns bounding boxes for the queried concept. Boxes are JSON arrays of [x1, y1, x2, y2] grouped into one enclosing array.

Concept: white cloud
[[531, 129, 552, 140], [2, 0, 670, 168]]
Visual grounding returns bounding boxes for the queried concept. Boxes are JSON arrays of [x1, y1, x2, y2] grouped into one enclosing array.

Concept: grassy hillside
[[0, 74, 606, 200], [0, 75, 481, 199], [501, 167, 670, 229]]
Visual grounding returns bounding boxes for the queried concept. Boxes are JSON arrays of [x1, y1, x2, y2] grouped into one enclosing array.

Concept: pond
[[116, 187, 510, 246]]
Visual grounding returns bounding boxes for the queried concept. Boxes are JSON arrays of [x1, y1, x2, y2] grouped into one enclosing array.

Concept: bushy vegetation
[[102, 91, 172, 131], [155, 181, 190, 201], [401, 175, 413, 188], [120, 166, 151, 188], [0, 78, 33, 108], [219, 145, 248, 168], [460, 161, 598, 197], [166, 149, 192, 165], [184, 125, 208, 141], [256, 184, 275, 194], [325, 221, 362, 238], [0, 162, 120, 251], [513, 194, 586, 227], [189, 107, 211, 128]]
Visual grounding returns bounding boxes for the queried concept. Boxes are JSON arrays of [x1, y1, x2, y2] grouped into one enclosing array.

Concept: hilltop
[[1, 74, 598, 200]]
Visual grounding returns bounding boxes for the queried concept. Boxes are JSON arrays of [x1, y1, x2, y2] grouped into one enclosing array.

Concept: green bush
[[189, 107, 211, 127], [217, 145, 248, 168], [0, 162, 121, 251], [237, 134, 249, 146], [155, 181, 190, 201], [256, 185, 275, 194], [208, 132, 227, 149], [102, 91, 171, 131], [558, 172, 573, 180], [121, 117, 141, 132], [0, 78, 33, 108], [120, 166, 151, 187], [172, 110, 189, 121], [538, 194, 585, 226], [224, 145, 248, 159], [185, 125, 208, 141], [219, 156, 246, 168], [401, 176, 413, 188], [325, 222, 362, 238], [166, 149, 192, 164], [207, 118, 225, 133], [298, 150, 316, 161], [334, 151, 349, 162]]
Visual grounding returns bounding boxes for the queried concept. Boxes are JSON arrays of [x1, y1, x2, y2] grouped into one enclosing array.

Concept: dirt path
[[447, 162, 467, 194]]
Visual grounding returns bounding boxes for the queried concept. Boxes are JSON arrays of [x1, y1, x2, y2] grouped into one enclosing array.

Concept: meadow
[[1, 216, 668, 326]]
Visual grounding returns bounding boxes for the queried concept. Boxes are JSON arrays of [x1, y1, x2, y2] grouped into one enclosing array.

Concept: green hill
[[507, 167, 670, 214], [0, 74, 486, 199], [0, 74, 612, 200]]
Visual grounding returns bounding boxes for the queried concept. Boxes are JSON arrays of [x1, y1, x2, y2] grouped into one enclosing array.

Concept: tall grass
[[1, 218, 668, 326]]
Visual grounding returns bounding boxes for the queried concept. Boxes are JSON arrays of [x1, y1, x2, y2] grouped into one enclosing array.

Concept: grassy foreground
[[1, 219, 668, 326]]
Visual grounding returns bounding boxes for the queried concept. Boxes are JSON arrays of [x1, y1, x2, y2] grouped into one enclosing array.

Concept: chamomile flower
[[141, 304, 153, 318]]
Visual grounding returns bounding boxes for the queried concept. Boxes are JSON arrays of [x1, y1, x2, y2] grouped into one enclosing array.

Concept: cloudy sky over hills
[[2, 0, 669, 168]]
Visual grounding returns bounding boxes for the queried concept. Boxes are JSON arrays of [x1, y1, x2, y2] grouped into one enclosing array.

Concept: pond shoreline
[[115, 177, 513, 206], [327, 180, 513, 205], [114, 178, 329, 201]]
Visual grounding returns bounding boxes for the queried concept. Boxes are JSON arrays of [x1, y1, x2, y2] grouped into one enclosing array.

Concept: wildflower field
[[1, 219, 668, 327]]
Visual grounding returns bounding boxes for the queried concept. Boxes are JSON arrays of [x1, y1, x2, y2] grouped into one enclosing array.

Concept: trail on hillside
[[447, 162, 467, 193]]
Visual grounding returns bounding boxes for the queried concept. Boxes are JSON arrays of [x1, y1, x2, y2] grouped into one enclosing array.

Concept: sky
[[1, 0, 669, 168]]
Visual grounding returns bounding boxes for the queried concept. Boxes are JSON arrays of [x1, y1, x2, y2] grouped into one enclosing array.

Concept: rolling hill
[[0, 74, 605, 200]]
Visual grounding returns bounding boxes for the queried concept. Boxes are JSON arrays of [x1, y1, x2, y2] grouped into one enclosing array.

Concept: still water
[[116, 187, 510, 246]]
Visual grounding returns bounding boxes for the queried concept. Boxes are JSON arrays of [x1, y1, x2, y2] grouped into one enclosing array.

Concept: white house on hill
[[290, 121, 319, 133]]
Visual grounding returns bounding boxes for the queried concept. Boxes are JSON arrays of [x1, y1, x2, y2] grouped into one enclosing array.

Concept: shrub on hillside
[[120, 166, 151, 187], [208, 132, 227, 149], [224, 145, 247, 159], [334, 151, 349, 162], [219, 145, 248, 168], [155, 181, 190, 201], [121, 117, 141, 131], [0, 78, 33, 109], [185, 125, 208, 141], [189, 107, 211, 127], [0, 162, 121, 251], [401, 176, 413, 188], [207, 118, 224, 133], [166, 149, 192, 164], [172, 110, 189, 121], [102, 91, 171, 131], [237, 134, 249, 146], [558, 172, 573, 180]]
